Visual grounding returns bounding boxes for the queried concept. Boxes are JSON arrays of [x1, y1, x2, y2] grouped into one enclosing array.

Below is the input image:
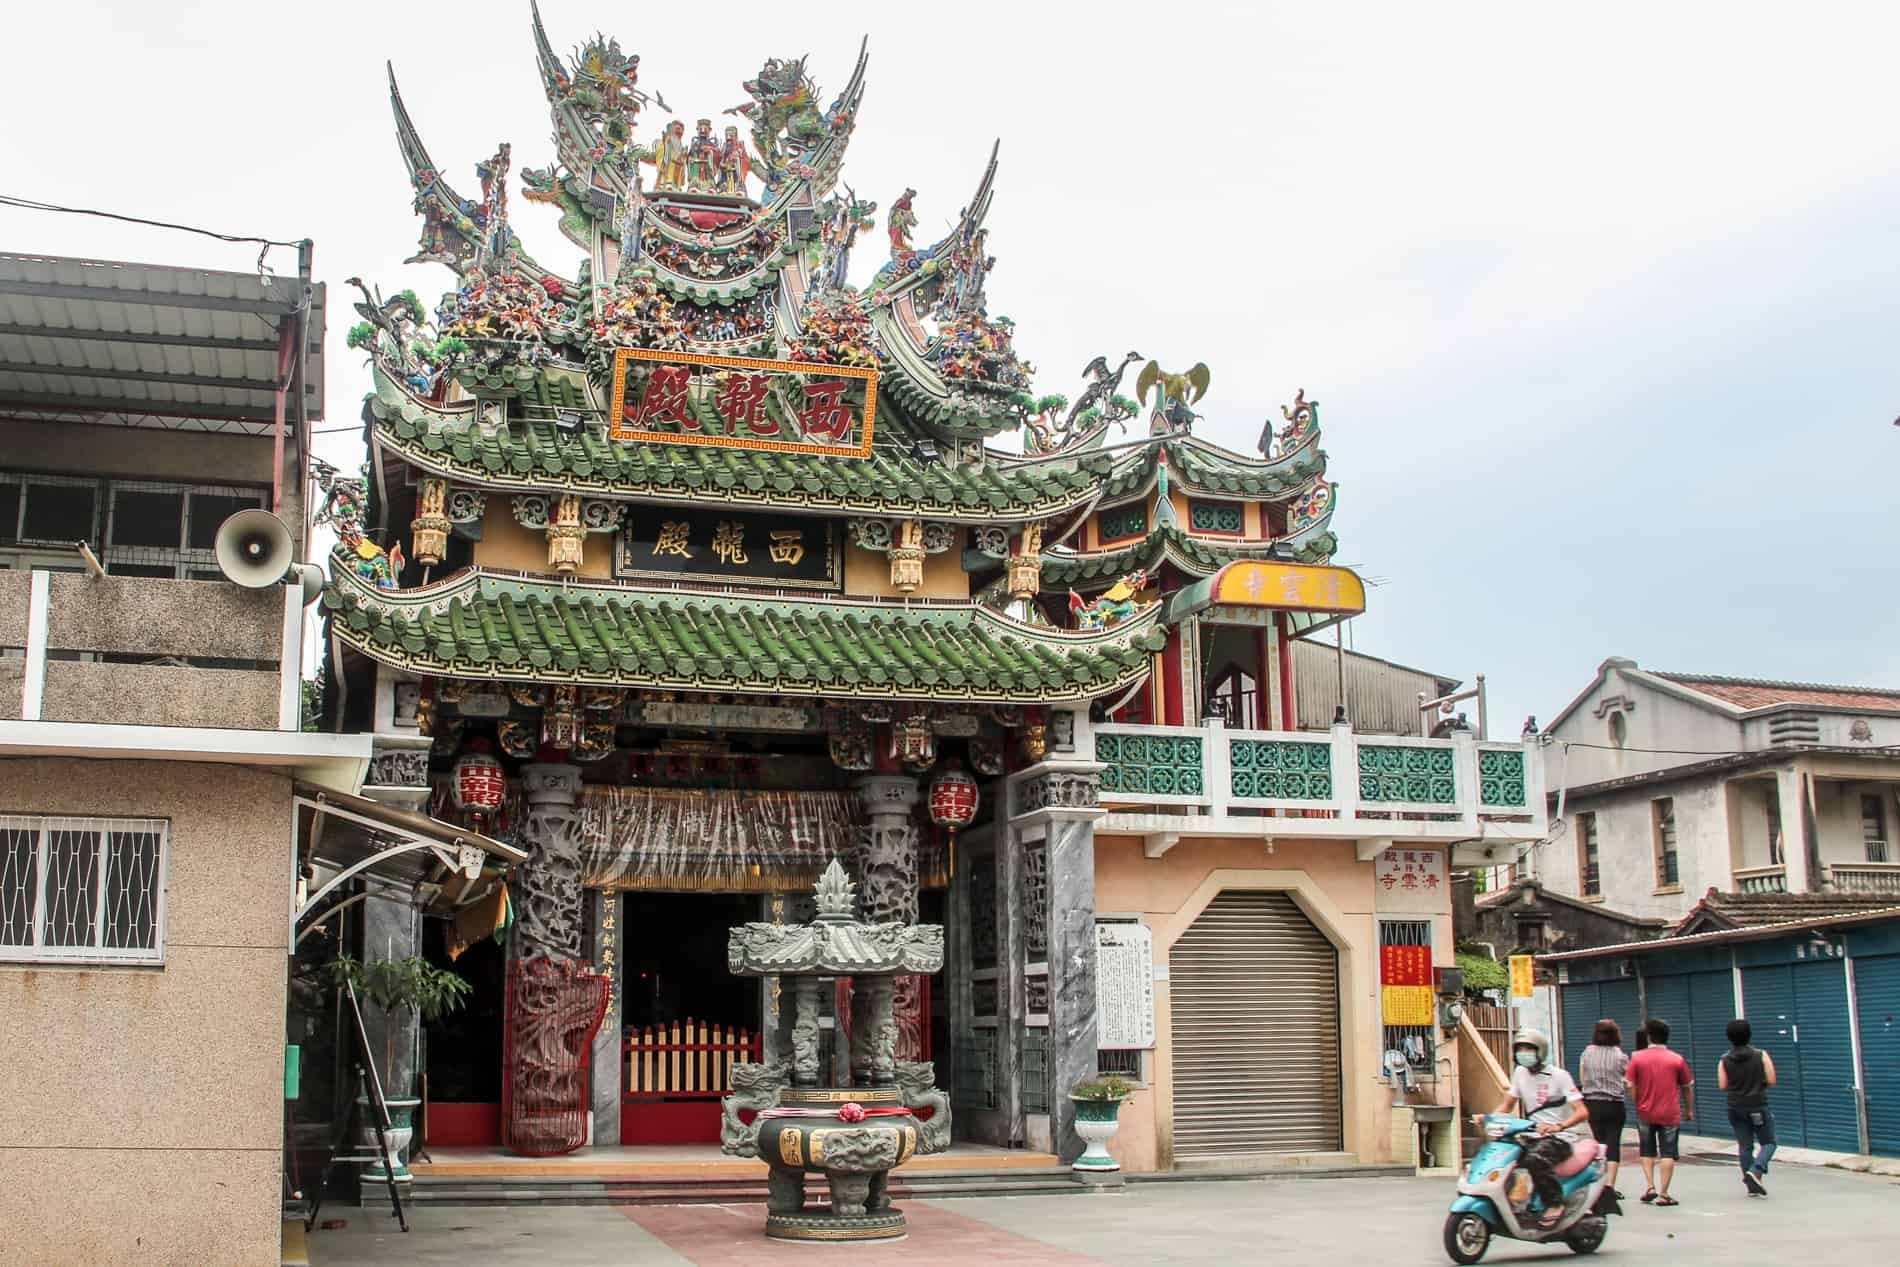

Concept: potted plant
[[1069, 1075, 1134, 1172], [324, 954, 472, 1183]]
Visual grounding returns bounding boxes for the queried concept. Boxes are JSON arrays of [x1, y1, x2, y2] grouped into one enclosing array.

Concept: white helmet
[[1512, 1027, 1550, 1064]]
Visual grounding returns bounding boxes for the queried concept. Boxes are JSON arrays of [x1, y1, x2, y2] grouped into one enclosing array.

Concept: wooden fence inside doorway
[[621, 1019, 760, 1145]]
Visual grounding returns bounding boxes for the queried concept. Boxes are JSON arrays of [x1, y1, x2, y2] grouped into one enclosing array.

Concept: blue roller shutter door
[[1561, 980, 1639, 1067], [1742, 966, 1806, 1146], [1686, 971, 1738, 1138], [1642, 973, 1694, 1126], [1744, 961, 1859, 1151], [1562, 983, 1604, 1070], [1791, 960, 1859, 1153], [1857, 955, 1900, 1157]]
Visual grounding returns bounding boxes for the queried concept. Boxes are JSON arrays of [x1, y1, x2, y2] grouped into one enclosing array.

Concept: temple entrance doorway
[[618, 891, 763, 1144]]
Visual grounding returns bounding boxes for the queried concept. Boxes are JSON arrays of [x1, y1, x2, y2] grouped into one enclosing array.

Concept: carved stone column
[[512, 764, 586, 963], [855, 774, 921, 925], [1009, 755, 1107, 1164], [504, 763, 600, 1156], [588, 889, 623, 1148]]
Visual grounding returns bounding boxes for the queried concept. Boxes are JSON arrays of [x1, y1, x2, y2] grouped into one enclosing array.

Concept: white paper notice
[[1096, 921, 1156, 1050]]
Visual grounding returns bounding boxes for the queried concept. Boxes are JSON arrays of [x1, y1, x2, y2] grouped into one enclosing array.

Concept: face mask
[[1515, 1051, 1539, 1068]]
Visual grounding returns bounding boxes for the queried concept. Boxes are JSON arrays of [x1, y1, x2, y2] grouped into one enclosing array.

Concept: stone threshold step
[[410, 1166, 1077, 1190], [413, 1182, 1092, 1208], [1128, 1163, 1413, 1185]]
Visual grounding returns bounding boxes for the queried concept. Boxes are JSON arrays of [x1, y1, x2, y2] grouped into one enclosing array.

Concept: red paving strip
[[619, 1201, 1105, 1265]]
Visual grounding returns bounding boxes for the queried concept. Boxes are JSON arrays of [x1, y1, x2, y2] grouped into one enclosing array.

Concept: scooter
[[1443, 1114, 1620, 1263]]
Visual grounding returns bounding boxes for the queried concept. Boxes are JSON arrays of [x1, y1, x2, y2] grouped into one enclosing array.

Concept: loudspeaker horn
[[214, 509, 294, 589]]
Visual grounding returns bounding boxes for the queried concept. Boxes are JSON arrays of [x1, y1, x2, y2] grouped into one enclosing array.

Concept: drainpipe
[[271, 321, 293, 515]]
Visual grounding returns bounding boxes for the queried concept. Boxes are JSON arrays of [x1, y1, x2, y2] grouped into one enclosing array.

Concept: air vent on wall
[[1767, 713, 1821, 747]]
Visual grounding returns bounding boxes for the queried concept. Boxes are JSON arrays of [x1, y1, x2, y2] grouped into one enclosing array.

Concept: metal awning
[[0, 252, 324, 435], [293, 781, 526, 937], [1163, 559, 1367, 636]]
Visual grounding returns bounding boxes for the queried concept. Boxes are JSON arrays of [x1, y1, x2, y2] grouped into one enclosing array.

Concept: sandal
[[1640, 1190, 1657, 1203], [1655, 1196, 1680, 1207]]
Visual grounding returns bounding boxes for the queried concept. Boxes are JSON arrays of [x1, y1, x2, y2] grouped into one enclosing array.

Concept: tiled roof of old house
[[1653, 671, 1900, 714], [1671, 887, 1900, 937]]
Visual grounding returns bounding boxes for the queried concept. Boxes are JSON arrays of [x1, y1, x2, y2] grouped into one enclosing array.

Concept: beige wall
[[1094, 833, 1456, 1172], [473, 494, 614, 578], [0, 760, 291, 1267], [842, 530, 969, 599]]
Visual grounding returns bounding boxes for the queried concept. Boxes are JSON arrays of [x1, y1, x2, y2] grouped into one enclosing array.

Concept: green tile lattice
[[1189, 501, 1244, 533], [1229, 739, 1333, 799], [1358, 744, 1456, 804], [1478, 748, 1527, 807], [1095, 732, 1205, 797], [1099, 506, 1148, 541]]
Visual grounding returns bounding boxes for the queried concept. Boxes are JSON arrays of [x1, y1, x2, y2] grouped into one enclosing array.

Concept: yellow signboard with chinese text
[[609, 347, 878, 458], [1212, 561, 1367, 615], [1510, 954, 1535, 999], [1382, 984, 1436, 1027]]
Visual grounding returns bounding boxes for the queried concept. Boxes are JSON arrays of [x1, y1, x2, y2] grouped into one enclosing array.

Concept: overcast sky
[[5, 1, 1897, 730]]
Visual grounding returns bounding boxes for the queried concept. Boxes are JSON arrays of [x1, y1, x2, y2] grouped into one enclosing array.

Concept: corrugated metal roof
[[0, 252, 324, 432]]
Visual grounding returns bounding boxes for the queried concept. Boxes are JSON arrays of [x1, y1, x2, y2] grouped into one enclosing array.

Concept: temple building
[[318, 6, 1548, 1178]]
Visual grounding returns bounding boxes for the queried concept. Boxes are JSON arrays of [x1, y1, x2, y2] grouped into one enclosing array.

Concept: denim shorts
[[1637, 1122, 1680, 1160]]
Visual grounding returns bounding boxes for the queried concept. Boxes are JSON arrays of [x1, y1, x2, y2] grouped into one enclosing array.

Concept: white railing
[[1089, 720, 1541, 830], [1827, 862, 1900, 898], [1733, 864, 1788, 895]]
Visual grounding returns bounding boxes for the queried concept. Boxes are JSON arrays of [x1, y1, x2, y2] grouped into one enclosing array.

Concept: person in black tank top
[[1719, 1019, 1778, 1195]]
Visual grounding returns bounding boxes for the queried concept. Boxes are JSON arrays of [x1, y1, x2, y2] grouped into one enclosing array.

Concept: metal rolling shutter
[[1792, 960, 1860, 1153], [1561, 983, 1603, 1071], [1686, 971, 1738, 1138], [1742, 966, 1806, 1145], [1170, 891, 1341, 1157], [1643, 971, 1737, 1137], [1855, 956, 1900, 1157]]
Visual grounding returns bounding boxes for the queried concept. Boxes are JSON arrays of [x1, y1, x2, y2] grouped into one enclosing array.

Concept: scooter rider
[[1473, 1028, 1588, 1226]]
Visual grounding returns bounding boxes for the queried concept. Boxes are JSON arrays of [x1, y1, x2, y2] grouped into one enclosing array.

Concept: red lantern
[[929, 763, 979, 831], [929, 762, 979, 886], [453, 738, 506, 828]]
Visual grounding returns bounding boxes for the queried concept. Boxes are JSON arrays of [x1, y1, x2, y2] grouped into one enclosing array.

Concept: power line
[[0, 193, 306, 274]]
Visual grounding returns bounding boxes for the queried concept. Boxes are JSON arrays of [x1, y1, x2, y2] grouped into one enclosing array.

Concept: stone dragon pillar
[[504, 762, 608, 1155]]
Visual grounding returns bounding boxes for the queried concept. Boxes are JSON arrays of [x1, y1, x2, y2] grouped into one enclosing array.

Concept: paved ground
[[308, 1159, 1900, 1266]]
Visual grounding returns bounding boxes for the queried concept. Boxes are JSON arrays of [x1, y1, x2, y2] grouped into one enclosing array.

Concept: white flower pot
[[1071, 1097, 1123, 1172]]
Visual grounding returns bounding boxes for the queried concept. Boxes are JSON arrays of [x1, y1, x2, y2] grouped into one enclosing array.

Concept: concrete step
[[407, 1166, 1090, 1207]]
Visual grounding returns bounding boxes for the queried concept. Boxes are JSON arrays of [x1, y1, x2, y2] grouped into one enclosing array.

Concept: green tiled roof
[[1042, 526, 1303, 588], [367, 360, 1103, 521], [325, 564, 1167, 702], [1099, 436, 1327, 503]]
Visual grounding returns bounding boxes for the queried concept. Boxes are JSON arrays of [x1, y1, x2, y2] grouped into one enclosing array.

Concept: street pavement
[[308, 1158, 1900, 1265]]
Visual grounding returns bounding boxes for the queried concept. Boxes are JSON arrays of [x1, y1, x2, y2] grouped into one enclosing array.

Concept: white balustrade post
[[1523, 737, 1549, 836], [1206, 721, 1231, 814], [1454, 729, 1481, 832], [21, 569, 49, 722], [1331, 720, 1358, 825]]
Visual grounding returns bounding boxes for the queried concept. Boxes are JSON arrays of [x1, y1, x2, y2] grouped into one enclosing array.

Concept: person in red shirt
[[1625, 1017, 1695, 1207]]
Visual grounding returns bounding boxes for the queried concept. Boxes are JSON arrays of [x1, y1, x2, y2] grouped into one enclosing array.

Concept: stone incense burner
[[720, 860, 949, 1243]]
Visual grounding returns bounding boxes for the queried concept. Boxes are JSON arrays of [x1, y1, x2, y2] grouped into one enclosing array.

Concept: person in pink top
[[1625, 1017, 1695, 1207]]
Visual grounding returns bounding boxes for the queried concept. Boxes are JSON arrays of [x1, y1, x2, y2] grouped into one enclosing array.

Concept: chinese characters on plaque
[[1095, 921, 1156, 1050], [1374, 846, 1447, 914], [609, 348, 878, 458], [615, 508, 840, 589]]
